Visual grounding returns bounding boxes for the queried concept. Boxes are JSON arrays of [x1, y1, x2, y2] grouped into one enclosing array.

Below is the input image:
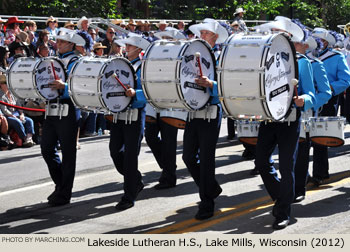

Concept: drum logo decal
[[184, 55, 194, 63], [276, 53, 280, 68], [182, 66, 198, 79], [266, 56, 274, 71], [113, 105, 121, 110], [40, 84, 51, 90], [269, 84, 290, 101], [190, 99, 198, 107], [184, 81, 206, 93], [37, 67, 47, 74], [106, 92, 126, 98], [18, 64, 32, 68], [121, 70, 130, 78], [201, 58, 210, 69], [265, 66, 292, 88], [276, 107, 285, 116], [104, 70, 114, 79], [281, 52, 290, 62]]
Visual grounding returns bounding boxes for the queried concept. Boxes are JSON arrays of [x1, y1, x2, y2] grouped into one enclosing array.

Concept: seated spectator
[[102, 27, 115, 55], [0, 81, 35, 147], [127, 19, 137, 33], [88, 27, 97, 42], [23, 99, 45, 144], [45, 16, 59, 37], [4, 16, 24, 45], [8, 41, 27, 64], [64, 21, 76, 30], [0, 17, 7, 46], [0, 45, 9, 69], [110, 40, 123, 57], [0, 111, 15, 150], [77, 16, 90, 32], [36, 29, 55, 55], [93, 42, 107, 57], [36, 43, 50, 57]]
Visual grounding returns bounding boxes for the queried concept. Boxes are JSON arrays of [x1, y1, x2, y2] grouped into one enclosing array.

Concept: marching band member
[[41, 31, 85, 206], [294, 34, 332, 202], [144, 29, 185, 190], [310, 28, 350, 186], [184, 18, 228, 220], [111, 34, 150, 211], [255, 17, 316, 229]]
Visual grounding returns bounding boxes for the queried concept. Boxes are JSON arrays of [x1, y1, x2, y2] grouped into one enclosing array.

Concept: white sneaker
[[23, 138, 34, 147]]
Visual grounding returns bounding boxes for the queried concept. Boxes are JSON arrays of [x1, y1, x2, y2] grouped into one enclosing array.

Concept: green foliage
[[3, 0, 350, 30]]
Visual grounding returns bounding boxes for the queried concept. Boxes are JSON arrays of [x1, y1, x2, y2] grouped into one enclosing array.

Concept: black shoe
[[154, 182, 176, 190], [311, 177, 323, 187], [214, 186, 222, 199], [195, 209, 214, 220], [250, 168, 259, 175], [47, 190, 58, 202], [272, 218, 290, 230], [48, 197, 70, 207], [115, 200, 134, 211], [293, 195, 305, 203], [226, 135, 235, 140]]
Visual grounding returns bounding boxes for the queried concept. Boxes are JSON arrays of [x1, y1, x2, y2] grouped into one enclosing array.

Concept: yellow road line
[[147, 171, 350, 234]]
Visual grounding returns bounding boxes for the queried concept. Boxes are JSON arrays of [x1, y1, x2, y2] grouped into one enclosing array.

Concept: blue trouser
[[109, 108, 145, 203], [255, 119, 300, 221], [7, 116, 34, 140], [313, 95, 339, 179], [41, 100, 79, 201], [182, 105, 222, 211], [145, 115, 178, 185], [294, 133, 311, 196]]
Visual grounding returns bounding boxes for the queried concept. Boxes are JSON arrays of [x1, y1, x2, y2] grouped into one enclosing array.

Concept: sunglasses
[[109, 32, 115, 34]]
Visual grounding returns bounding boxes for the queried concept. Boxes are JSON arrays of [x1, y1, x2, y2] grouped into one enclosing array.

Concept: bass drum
[[218, 33, 297, 121], [142, 39, 216, 111], [7, 57, 66, 100], [69, 57, 136, 113]]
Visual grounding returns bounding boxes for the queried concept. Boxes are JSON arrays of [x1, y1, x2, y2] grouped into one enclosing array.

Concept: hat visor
[[116, 37, 150, 50], [189, 22, 228, 44], [306, 37, 317, 50], [256, 20, 304, 42], [312, 32, 336, 46]]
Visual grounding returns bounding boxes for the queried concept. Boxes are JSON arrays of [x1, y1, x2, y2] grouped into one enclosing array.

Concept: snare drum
[[145, 103, 157, 123], [7, 57, 66, 100], [69, 57, 136, 113], [309, 116, 346, 147], [142, 39, 216, 111], [237, 120, 260, 145], [299, 119, 308, 143], [160, 110, 187, 129], [218, 33, 297, 121]]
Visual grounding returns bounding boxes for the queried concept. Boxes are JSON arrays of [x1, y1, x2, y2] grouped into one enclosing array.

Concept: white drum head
[[100, 58, 136, 113], [35, 58, 65, 100], [263, 34, 296, 120], [180, 40, 215, 110]]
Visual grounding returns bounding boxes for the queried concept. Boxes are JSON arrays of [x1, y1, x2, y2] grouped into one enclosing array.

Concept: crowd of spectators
[[0, 12, 248, 151]]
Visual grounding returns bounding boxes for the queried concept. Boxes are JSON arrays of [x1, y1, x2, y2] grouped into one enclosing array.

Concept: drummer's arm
[[195, 76, 217, 96], [298, 59, 316, 111], [132, 70, 147, 107]]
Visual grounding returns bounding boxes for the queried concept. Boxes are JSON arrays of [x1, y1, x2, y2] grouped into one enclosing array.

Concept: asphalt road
[[0, 119, 349, 234]]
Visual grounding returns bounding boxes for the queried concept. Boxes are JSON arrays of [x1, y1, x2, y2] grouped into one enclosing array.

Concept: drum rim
[[309, 116, 346, 122], [179, 38, 216, 110], [35, 56, 66, 101], [101, 57, 137, 113], [261, 33, 298, 121]]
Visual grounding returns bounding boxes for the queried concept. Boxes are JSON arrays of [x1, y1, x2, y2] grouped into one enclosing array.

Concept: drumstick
[[50, 60, 59, 80], [291, 78, 299, 98], [195, 52, 203, 77], [112, 73, 128, 91]]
